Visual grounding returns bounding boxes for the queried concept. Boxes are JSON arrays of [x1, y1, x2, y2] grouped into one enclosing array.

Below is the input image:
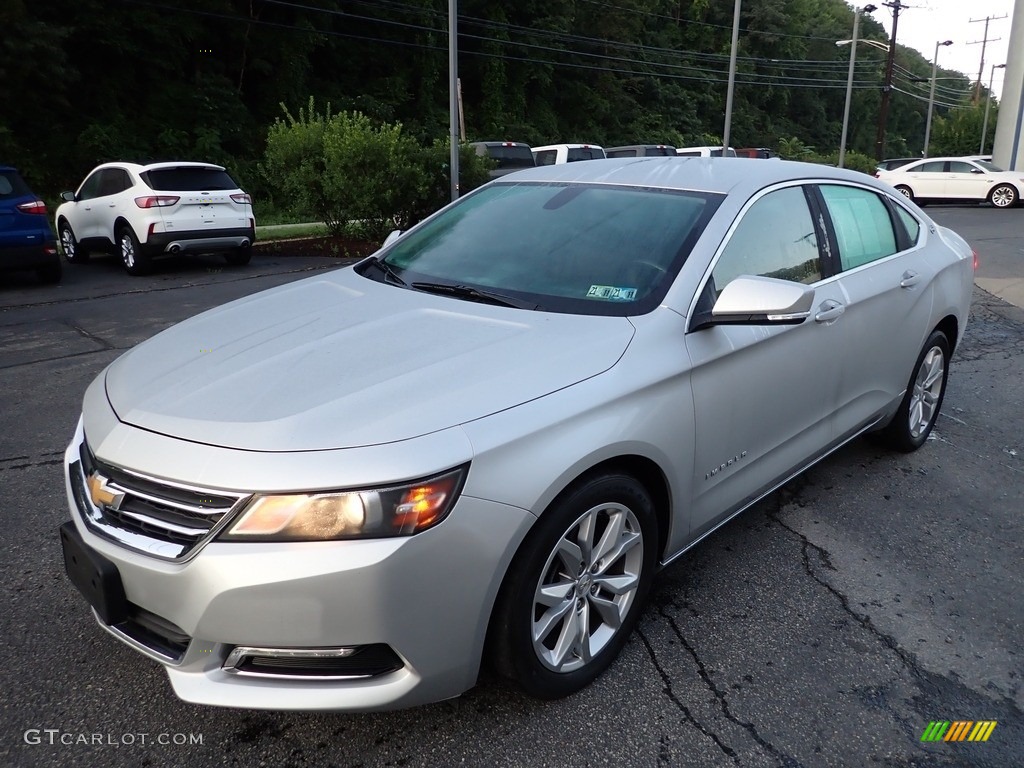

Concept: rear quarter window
[[0, 170, 31, 199], [141, 168, 239, 191]]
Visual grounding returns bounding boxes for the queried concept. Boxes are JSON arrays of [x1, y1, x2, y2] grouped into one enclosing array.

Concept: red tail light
[[972, 249, 979, 271], [134, 195, 180, 209], [231, 193, 252, 205], [16, 199, 47, 215]]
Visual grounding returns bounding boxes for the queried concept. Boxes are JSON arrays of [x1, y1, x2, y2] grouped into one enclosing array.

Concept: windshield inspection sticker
[[587, 285, 637, 301]]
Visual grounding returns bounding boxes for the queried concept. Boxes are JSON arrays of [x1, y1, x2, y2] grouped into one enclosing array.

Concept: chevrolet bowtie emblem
[[87, 472, 125, 510]]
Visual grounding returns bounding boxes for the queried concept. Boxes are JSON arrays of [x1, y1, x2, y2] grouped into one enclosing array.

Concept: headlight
[[219, 466, 467, 542]]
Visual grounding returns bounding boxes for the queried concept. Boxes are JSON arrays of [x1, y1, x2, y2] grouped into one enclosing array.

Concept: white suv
[[55, 162, 255, 275]]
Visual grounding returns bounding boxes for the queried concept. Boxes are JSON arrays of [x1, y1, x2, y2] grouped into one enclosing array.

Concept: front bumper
[[61, 422, 534, 711]]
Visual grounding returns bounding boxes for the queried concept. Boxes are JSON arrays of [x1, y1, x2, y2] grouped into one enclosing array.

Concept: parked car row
[[0, 160, 256, 284], [471, 141, 768, 176], [875, 155, 1023, 209]]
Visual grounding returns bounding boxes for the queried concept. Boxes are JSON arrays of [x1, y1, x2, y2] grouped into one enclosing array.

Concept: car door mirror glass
[[710, 276, 814, 325], [60, 191, 76, 202]]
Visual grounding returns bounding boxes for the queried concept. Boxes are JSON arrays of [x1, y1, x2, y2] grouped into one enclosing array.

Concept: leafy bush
[[806, 150, 878, 175], [263, 99, 494, 240]]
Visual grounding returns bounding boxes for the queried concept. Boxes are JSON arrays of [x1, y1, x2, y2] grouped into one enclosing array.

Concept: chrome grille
[[72, 440, 250, 560]]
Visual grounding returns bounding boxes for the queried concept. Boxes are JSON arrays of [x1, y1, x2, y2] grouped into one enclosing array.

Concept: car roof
[[492, 156, 891, 197], [532, 143, 604, 151], [87, 161, 227, 173]]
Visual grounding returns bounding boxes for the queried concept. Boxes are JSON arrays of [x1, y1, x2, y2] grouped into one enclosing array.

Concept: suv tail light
[[230, 193, 252, 205], [16, 199, 47, 215], [134, 195, 180, 209]]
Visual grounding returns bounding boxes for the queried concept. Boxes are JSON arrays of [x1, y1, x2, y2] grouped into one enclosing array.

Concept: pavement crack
[[67, 321, 114, 350], [655, 599, 805, 768], [0, 457, 64, 472], [635, 626, 741, 766]]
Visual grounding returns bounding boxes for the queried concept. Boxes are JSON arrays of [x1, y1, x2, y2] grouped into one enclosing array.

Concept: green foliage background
[[1, 0, 997, 205]]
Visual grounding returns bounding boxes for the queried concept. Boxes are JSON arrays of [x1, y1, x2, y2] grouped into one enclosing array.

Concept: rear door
[[813, 183, 934, 437], [904, 161, 948, 198]]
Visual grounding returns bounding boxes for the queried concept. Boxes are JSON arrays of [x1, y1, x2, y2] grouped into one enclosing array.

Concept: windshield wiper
[[411, 281, 541, 310], [361, 256, 407, 286]]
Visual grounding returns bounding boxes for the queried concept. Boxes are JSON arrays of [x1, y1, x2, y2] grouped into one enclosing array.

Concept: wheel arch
[[934, 314, 959, 356], [113, 216, 138, 239]]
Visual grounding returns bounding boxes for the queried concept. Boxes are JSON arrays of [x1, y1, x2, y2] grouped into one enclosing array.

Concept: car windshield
[[976, 160, 1003, 172], [140, 167, 239, 191], [369, 182, 721, 316]]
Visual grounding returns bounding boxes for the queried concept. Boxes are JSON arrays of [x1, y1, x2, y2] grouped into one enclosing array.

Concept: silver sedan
[[59, 158, 974, 711]]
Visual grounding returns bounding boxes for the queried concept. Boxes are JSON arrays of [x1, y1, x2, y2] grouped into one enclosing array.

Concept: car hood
[[104, 267, 635, 451]]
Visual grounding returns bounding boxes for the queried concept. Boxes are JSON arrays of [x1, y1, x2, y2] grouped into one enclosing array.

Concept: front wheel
[[59, 222, 89, 263], [894, 185, 914, 202], [989, 184, 1018, 208], [881, 330, 950, 452], [118, 225, 151, 275], [489, 472, 658, 699]]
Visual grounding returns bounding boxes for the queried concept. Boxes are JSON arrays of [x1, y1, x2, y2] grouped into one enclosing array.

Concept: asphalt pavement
[[0, 217, 1021, 768]]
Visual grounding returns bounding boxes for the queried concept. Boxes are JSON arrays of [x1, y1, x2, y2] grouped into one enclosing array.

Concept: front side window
[[710, 185, 821, 297], [819, 185, 898, 270], [77, 171, 103, 201], [369, 182, 722, 316]]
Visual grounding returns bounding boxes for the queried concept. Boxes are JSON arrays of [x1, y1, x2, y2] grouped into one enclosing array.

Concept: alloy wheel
[[990, 186, 1015, 208], [531, 501, 644, 673], [61, 228, 76, 259], [120, 233, 136, 268], [908, 346, 945, 439]]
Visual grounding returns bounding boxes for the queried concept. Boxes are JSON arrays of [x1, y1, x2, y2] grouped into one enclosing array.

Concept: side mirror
[[970, 168, 984, 174], [60, 191, 76, 202], [708, 276, 814, 326], [382, 230, 402, 247]]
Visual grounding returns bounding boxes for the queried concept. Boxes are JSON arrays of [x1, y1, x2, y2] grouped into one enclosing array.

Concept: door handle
[[814, 299, 845, 323], [900, 270, 920, 288]]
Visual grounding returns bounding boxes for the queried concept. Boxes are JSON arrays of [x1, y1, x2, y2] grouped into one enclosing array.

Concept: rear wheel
[[118, 225, 151, 275], [59, 222, 89, 263], [881, 330, 950, 452], [37, 261, 62, 284], [894, 185, 914, 202], [224, 246, 252, 266], [490, 472, 657, 699], [989, 184, 1018, 208]]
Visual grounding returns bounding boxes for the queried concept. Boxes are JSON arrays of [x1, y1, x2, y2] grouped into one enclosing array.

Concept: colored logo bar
[[920, 721, 997, 742]]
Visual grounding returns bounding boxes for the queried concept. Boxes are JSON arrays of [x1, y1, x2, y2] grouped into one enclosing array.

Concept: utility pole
[[874, 0, 904, 161], [968, 15, 1007, 104]]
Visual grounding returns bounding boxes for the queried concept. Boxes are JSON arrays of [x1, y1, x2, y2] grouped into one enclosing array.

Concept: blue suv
[[0, 165, 61, 283]]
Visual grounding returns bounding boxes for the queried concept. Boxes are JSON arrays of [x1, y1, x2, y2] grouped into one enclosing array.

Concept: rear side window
[[0, 170, 31, 199], [605, 149, 636, 158], [141, 168, 239, 191], [915, 161, 946, 173], [893, 205, 921, 244], [819, 185, 897, 270], [644, 147, 675, 156], [534, 150, 557, 166]]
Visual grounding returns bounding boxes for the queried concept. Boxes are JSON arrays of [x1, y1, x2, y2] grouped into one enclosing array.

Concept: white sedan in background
[[876, 157, 1024, 208]]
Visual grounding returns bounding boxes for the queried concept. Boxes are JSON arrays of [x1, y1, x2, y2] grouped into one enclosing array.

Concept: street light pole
[[923, 40, 953, 158], [980, 63, 1006, 153], [449, 0, 459, 202], [722, 0, 741, 152], [839, 5, 877, 168]]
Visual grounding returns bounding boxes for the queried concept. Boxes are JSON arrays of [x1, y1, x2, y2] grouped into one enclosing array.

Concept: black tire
[[881, 330, 950, 452], [489, 472, 658, 699], [117, 225, 151, 276], [894, 185, 914, 203], [224, 246, 252, 266], [37, 261, 62, 284], [989, 183, 1018, 209], [58, 221, 90, 264]]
